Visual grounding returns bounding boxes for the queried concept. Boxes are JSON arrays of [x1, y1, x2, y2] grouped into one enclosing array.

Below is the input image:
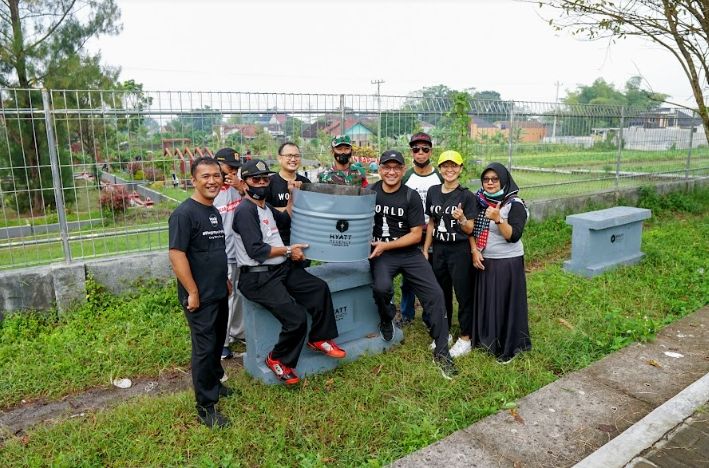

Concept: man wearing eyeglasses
[[266, 142, 310, 231], [398, 133, 443, 326], [318, 135, 369, 187], [369, 150, 458, 380], [233, 159, 346, 385]]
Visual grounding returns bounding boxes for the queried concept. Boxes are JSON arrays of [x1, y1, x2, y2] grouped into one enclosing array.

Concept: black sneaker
[[379, 320, 394, 342], [219, 384, 235, 398], [221, 347, 233, 360], [197, 405, 230, 428], [433, 354, 459, 380]]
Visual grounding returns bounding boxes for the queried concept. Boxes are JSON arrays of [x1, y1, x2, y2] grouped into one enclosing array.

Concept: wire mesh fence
[[1, 88, 707, 269]]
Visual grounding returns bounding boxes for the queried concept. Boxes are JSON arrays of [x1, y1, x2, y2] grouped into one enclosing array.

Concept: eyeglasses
[[411, 146, 431, 154], [381, 165, 403, 173], [280, 153, 301, 159], [249, 176, 270, 183], [482, 177, 500, 183]]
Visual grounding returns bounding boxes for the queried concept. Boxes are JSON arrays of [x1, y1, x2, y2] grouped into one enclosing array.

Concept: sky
[[86, 0, 697, 106]]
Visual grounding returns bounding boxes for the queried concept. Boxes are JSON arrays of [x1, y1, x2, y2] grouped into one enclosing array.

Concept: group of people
[[168, 132, 531, 429]]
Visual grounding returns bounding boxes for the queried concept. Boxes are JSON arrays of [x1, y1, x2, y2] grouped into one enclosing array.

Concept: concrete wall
[[0, 252, 172, 319], [1, 178, 706, 316], [528, 178, 707, 221]]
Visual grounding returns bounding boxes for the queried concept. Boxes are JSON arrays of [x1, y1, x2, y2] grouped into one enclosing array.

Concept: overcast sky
[[87, 0, 697, 106]]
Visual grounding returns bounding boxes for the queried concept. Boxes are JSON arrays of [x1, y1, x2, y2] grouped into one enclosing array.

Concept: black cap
[[379, 150, 405, 165], [214, 147, 242, 168], [240, 159, 275, 178], [409, 132, 432, 147]]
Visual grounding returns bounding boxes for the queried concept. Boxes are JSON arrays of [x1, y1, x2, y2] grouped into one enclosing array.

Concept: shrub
[[99, 185, 131, 214], [142, 167, 164, 182]]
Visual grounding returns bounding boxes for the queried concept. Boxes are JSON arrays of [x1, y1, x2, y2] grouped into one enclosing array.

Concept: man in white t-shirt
[[213, 148, 246, 360], [398, 132, 443, 327]]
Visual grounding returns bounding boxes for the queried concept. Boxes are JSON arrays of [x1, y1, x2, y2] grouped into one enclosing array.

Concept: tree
[[0, 0, 122, 213], [0, 0, 121, 88], [538, 0, 709, 142]]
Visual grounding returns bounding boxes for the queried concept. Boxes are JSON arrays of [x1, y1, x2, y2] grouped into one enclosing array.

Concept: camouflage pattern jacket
[[317, 166, 369, 187]]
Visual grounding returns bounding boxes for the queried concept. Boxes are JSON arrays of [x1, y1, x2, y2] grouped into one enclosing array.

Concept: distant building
[[493, 120, 547, 143]]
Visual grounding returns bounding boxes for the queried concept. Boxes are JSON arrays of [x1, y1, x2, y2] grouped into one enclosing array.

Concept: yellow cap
[[437, 150, 463, 166]]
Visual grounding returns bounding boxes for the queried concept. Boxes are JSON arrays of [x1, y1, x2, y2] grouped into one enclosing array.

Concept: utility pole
[[552, 81, 561, 142], [372, 79, 384, 153]]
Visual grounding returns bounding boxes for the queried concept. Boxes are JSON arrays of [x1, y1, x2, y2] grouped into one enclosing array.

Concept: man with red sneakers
[[232, 159, 346, 385]]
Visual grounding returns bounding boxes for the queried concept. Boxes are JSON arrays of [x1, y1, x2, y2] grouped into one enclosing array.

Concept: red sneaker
[[265, 353, 300, 385], [307, 340, 347, 359]]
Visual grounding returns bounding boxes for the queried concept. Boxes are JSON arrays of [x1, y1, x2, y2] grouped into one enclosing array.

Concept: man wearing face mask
[[233, 159, 346, 385], [318, 135, 369, 187], [398, 132, 443, 327]]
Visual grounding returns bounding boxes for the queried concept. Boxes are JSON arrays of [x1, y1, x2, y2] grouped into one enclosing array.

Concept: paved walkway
[[391, 306, 709, 467]]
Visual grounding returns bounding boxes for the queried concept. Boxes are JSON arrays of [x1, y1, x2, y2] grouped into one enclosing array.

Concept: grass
[[0, 187, 706, 466]]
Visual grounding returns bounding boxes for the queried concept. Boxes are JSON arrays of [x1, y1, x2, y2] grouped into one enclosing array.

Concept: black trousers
[[431, 241, 475, 336], [238, 262, 339, 368], [370, 249, 451, 358], [183, 298, 228, 409]]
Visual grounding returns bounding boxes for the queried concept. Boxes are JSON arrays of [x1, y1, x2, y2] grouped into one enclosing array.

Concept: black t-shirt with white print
[[265, 173, 311, 208], [168, 198, 228, 306], [425, 185, 478, 244], [264, 173, 310, 245], [371, 180, 424, 253]]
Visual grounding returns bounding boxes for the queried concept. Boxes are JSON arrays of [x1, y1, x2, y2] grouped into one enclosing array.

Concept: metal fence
[[1, 88, 707, 270]]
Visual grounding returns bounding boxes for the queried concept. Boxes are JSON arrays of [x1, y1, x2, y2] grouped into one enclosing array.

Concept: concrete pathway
[[391, 306, 709, 467]]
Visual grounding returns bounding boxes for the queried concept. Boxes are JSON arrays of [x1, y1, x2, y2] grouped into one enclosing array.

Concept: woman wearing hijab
[[471, 162, 531, 363]]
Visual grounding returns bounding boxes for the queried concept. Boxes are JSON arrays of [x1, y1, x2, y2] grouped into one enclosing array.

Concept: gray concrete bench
[[242, 261, 403, 384], [563, 206, 652, 278]]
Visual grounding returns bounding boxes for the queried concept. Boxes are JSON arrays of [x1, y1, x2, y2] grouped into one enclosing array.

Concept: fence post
[[339, 94, 345, 137], [615, 106, 625, 193], [507, 105, 514, 171], [685, 111, 695, 180], [42, 89, 72, 263]]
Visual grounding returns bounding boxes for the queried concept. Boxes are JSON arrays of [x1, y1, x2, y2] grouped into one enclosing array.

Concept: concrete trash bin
[[290, 183, 376, 262]]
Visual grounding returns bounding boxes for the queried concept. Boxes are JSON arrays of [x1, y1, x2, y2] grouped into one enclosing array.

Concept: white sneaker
[[449, 338, 472, 358], [429, 334, 453, 350]]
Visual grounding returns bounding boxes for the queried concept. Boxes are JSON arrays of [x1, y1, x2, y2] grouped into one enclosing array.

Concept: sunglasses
[[411, 146, 431, 154], [249, 175, 270, 183], [482, 177, 500, 183]]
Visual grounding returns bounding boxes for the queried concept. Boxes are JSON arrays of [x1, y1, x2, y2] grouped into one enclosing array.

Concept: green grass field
[[0, 187, 706, 466]]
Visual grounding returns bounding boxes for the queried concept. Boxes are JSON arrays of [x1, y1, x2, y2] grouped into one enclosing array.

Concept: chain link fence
[[1, 88, 707, 269]]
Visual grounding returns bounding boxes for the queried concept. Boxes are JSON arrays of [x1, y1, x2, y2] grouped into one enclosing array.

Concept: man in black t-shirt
[[168, 157, 232, 429], [265, 142, 311, 245], [369, 150, 458, 380]]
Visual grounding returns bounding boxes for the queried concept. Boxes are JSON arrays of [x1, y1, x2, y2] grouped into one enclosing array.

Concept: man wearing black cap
[[168, 157, 232, 428], [213, 148, 246, 360], [369, 150, 458, 379], [399, 132, 443, 326], [233, 159, 346, 385], [318, 135, 368, 187]]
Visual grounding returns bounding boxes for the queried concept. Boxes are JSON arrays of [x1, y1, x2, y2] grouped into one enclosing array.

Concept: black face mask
[[246, 186, 268, 200], [414, 159, 431, 168], [335, 153, 352, 165]]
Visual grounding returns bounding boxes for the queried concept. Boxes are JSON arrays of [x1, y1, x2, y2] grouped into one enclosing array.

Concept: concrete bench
[[242, 261, 403, 384], [563, 206, 651, 278]]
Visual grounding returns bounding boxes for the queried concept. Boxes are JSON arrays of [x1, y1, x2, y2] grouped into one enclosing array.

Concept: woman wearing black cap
[[471, 162, 531, 363]]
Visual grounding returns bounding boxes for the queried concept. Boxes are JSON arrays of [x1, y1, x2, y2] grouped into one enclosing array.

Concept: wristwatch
[[285, 246, 292, 258]]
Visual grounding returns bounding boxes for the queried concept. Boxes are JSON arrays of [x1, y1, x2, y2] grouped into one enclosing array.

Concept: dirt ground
[[0, 357, 244, 440]]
